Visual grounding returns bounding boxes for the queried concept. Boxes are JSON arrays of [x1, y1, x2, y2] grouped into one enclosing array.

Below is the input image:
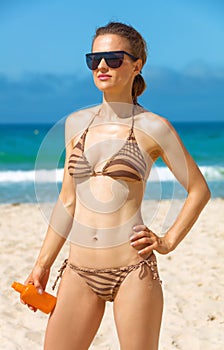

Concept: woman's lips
[[97, 74, 111, 81]]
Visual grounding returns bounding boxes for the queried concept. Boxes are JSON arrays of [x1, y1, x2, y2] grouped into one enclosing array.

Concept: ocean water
[[0, 121, 223, 203]]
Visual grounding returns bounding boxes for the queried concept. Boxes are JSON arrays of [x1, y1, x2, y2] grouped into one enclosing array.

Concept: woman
[[24, 22, 210, 349]]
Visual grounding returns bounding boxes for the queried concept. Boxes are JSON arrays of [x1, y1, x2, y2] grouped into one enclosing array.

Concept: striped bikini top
[[68, 112, 147, 182]]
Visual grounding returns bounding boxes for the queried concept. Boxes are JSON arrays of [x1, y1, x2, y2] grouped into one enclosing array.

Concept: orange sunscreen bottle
[[11, 282, 57, 314]]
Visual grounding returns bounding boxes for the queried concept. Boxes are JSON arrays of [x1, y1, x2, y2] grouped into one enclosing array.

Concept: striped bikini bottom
[[52, 253, 161, 302]]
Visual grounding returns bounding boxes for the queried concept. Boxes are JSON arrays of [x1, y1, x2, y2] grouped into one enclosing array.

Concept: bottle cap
[[11, 282, 24, 293]]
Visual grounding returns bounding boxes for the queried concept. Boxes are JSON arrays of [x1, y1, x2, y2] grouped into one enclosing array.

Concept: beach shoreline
[[1, 199, 223, 349]]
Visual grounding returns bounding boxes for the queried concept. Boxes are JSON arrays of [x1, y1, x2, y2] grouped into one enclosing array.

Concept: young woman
[[24, 22, 210, 350]]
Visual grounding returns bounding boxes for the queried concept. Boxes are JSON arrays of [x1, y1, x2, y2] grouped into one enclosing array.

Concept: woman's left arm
[[158, 119, 211, 253], [131, 118, 211, 256]]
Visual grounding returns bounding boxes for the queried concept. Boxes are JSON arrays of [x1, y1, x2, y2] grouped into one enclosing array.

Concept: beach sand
[[0, 199, 223, 349]]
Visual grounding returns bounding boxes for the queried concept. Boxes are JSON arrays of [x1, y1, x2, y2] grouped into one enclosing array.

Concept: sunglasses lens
[[86, 52, 124, 70], [106, 56, 123, 68], [86, 56, 100, 70]]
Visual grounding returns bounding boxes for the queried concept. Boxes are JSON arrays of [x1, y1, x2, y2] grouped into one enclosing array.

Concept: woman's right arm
[[24, 117, 76, 296]]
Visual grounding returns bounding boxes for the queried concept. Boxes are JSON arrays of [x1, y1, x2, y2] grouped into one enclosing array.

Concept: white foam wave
[[0, 166, 223, 183], [149, 166, 224, 181], [0, 169, 64, 183]]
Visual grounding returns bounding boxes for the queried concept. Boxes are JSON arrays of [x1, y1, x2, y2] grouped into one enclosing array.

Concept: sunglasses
[[85, 50, 138, 70]]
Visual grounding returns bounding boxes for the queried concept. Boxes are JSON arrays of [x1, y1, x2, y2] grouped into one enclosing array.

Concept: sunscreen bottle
[[11, 282, 56, 314]]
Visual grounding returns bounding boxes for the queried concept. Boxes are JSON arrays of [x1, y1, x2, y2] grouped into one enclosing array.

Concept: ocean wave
[[0, 166, 223, 183], [0, 169, 63, 183]]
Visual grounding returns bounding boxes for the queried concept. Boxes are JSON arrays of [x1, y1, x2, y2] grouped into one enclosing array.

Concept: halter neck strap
[[85, 104, 135, 132]]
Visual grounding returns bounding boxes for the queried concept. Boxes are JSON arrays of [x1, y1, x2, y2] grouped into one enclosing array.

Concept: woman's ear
[[133, 59, 142, 76]]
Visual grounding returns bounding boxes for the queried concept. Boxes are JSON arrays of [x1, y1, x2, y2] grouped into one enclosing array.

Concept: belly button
[[93, 235, 98, 241]]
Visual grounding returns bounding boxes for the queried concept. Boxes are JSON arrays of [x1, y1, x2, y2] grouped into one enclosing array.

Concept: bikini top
[[68, 111, 147, 182]]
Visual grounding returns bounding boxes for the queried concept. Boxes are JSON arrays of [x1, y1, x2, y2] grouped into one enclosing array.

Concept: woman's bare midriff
[[68, 241, 146, 269], [68, 177, 148, 268]]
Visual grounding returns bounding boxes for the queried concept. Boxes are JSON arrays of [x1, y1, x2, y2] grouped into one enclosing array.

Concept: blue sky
[[0, 0, 224, 123]]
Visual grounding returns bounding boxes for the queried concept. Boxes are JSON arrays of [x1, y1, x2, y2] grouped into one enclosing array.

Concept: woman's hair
[[92, 22, 148, 104]]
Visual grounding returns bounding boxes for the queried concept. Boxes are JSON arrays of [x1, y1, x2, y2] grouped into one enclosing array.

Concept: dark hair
[[92, 22, 147, 104]]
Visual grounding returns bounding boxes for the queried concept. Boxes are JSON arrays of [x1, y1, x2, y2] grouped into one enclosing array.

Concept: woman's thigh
[[44, 267, 105, 350], [113, 265, 163, 350]]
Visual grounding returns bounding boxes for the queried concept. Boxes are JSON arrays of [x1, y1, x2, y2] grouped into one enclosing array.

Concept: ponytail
[[132, 74, 147, 105]]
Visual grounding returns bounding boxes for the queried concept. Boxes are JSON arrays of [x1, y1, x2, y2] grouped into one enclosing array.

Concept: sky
[[0, 0, 224, 123]]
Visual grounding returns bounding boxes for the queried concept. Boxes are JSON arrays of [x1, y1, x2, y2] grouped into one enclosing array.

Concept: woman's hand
[[130, 224, 171, 258], [22, 264, 50, 312]]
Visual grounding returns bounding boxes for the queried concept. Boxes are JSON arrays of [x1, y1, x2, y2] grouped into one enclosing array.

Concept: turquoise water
[[0, 121, 223, 202]]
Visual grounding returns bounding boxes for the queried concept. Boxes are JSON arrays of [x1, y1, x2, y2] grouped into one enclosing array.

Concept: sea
[[0, 120, 224, 203]]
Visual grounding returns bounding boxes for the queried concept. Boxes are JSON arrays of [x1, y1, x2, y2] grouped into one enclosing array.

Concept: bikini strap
[[78, 109, 101, 152], [85, 108, 101, 131], [87, 105, 135, 135], [52, 259, 68, 291], [128, 104, 136, 137]]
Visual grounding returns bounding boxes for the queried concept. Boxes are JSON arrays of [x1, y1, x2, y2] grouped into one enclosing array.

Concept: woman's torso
[[66, 104, 160, 268]]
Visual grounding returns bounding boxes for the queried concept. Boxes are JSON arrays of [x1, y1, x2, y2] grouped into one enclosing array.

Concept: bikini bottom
[[52, 253, 161, 302]]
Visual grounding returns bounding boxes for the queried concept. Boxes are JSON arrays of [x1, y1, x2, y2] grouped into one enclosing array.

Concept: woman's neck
[[103, 91, 133, 104], [99, 100, 135, 121]]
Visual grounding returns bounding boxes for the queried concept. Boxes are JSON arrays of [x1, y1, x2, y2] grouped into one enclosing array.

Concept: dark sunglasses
[[85, 50, 138, 70]]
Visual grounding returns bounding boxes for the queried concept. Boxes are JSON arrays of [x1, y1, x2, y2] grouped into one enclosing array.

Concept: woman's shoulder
[[138, 109, 184, 154], [136, 107, 174, 135], [64, 105, 100, 143], [65, 104, 100, 131], [66, 104, 100, 124]]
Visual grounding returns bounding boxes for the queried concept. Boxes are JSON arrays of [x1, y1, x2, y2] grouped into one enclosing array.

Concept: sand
[[0, 199, 223, 349]]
